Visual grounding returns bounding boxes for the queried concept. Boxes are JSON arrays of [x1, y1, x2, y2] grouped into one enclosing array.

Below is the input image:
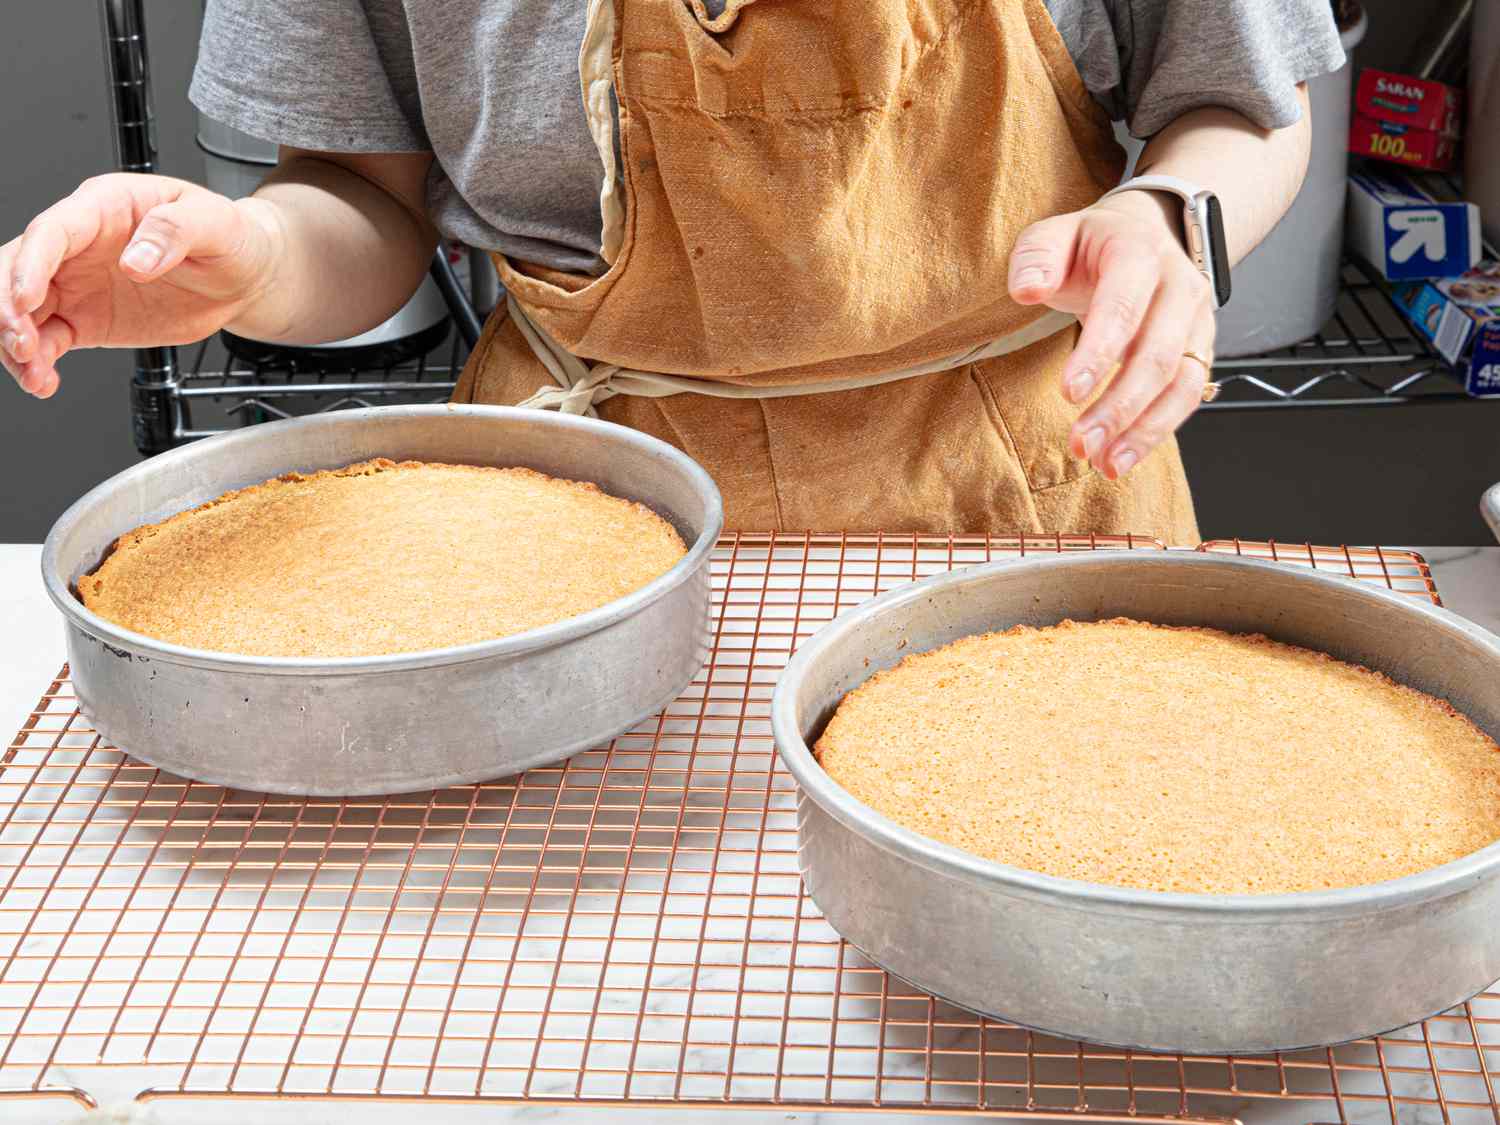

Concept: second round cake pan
[[771, 551, 1500, 1054], [42, 405, 723, 796]]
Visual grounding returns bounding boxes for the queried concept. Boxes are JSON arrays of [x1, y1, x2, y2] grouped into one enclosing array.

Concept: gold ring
[[1181, 351, 1218, 402]]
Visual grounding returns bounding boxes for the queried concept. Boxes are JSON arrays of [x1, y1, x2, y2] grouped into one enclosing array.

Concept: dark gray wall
[[1, 0, 1495, 543], [1181, 401, 1498, 543], [0, 3, 202, 542]]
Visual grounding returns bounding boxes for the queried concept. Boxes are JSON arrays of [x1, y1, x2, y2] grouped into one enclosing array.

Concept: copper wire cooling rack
[[2, 534, 1495, 1122]]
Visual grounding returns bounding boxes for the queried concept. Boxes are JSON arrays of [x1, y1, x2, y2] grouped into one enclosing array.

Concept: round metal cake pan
[[42, 405, 723, 797], [771, 552, 1500, 1054]]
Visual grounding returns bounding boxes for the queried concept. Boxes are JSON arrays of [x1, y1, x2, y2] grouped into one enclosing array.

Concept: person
[[0, 1, 1344, 543]]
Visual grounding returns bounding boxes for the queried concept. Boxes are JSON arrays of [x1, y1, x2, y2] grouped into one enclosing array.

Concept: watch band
[[1104, 174, 1208, 211], [1101, 174, 1230, 309]]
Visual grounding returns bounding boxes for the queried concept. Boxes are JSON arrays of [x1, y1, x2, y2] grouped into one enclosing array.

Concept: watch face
[[1204, 194, 1232, 308]]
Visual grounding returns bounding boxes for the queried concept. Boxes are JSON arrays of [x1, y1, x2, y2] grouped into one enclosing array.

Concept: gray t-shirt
[[190, 0, 1346, 276]]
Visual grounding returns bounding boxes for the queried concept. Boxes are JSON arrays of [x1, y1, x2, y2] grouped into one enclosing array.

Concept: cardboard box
[[1349, 113, 1459, 171], [1355, 69, 1463, 137], [1388, 262, 1500, 397], [1347, 170, 1481, 280]]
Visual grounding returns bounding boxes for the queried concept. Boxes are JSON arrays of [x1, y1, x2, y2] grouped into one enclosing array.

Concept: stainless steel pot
[[1485, 482, 1500, 542], [42, 406, 723, 797], [771, 551, 1500, 1054]]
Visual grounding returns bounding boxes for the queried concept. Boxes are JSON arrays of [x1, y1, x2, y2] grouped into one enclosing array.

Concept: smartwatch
[[1101, 174, 1232, 309]]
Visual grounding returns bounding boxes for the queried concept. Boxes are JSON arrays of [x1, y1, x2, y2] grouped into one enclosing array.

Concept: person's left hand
[[1006, 191, 1215, 480]]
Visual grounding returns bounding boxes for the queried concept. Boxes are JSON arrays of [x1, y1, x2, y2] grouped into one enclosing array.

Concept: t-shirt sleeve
[[189, 0, 428, 153], [1057, 0, 1348, 139]]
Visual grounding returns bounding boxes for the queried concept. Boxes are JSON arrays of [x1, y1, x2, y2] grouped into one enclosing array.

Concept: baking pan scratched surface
[[39, 406, 723, 796], [773, 550, 1500, 1055], [4, 536, 1500, 1122]]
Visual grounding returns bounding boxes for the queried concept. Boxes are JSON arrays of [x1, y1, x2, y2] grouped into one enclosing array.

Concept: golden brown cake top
[[79, 459, 688, 657], [815, 617, 1500, 895]]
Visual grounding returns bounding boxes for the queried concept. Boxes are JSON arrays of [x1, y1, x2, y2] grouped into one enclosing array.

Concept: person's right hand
[[0, 174, 280, 398]]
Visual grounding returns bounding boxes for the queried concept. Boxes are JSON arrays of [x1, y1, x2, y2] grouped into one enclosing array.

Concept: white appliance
[[196, 113, 452, 362], [1212, 8, 1370, 356]]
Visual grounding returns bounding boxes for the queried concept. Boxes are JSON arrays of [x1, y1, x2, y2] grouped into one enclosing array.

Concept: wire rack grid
[[1, 534, 1496, 1123]]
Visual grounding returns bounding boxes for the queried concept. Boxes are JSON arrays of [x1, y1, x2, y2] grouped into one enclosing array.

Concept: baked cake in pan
[[816, 618, 1500, 895], [79, 459, 687, 658]]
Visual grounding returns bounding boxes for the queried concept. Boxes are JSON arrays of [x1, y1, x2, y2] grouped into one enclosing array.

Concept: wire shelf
[[168, 329, 467, 444], [4, 534, 1497, 1122], [135, 258, 1473, 455], [1208, 261, 1468, 409]]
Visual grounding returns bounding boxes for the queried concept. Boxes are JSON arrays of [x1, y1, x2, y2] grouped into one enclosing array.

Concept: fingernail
[[10, 273, 25, 302], [1081, 426, 1107, 460], [1, 331, 17, 357], [1066, 369, 1096, 402], [1013, 266, 1048, 289], [121, 241, 163, 273], [1111, 448, 1139, 477]]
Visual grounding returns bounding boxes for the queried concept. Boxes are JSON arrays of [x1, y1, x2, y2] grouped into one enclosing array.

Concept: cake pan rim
[[40, 404, 725, 676], [770, 550, 1500, 920]]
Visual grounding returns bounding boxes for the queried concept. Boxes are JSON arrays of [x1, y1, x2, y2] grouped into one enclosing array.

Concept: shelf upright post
[[99, 0, 181, 456]]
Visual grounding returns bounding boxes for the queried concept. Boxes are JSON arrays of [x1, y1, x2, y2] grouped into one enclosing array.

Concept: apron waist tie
[[508, 292, 1077, 417]]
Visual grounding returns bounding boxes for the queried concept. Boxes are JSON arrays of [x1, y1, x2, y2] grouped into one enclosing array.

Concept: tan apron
[[452, 0, 1201, 544]]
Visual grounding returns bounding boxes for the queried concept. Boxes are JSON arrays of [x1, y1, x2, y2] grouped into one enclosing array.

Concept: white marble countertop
[[3, 544, 1497, 1125]]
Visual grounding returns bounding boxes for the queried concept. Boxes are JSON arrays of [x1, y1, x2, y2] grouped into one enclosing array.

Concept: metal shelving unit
[[150, 258, 1475, 451], [1210, 260, 1470, 408], [171, 331, 467, 442]]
